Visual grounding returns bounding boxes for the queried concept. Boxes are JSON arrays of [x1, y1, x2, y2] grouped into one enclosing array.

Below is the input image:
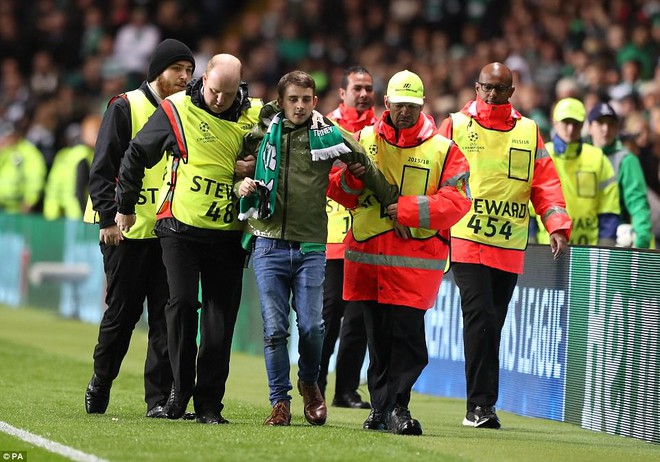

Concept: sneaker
[[462, 405, 501, 429], [388, 405, 423, 436], [363, 409, 388, 430]]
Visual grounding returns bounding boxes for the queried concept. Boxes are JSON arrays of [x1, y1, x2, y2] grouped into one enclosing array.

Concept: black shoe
[[146, 403, 167, 418], [182, 412, 196, 420], [195, 410, 229, 424], [462, 405, 501, 429], [363, 409, 388, 430], [388, 405, 423, 436], [85, 374, 111, 414], [164, 388, 192, 420], [332, 391, 371, 409]]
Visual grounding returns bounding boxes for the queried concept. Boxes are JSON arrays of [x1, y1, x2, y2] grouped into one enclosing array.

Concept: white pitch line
[[0, 421, 109, 462]]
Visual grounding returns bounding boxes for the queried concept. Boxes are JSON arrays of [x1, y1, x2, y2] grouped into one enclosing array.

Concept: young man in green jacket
[[588, 102, 652, 248], [237, 70, 398, 427]]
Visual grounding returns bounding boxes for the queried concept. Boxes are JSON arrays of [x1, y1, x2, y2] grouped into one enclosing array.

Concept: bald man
[[116, 54, 262, 424], [438, 62, 571, 429]]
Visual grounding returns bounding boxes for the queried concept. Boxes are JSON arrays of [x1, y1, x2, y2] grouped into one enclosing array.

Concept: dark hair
[[340, 66, 371, 89], [277, 70, 315, 99]]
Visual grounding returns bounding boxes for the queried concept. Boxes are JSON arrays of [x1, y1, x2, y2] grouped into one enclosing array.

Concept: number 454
[[466, 215, 512, 239]]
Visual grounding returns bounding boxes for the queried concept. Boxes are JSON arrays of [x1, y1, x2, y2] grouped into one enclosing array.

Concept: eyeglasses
[[477, 82, 512, 93]]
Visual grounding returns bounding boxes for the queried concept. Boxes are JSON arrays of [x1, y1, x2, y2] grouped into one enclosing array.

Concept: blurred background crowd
[[0, 0, 659, 233]]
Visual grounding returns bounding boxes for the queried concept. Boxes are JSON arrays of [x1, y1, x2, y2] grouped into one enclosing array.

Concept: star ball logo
[[196, 121, 217, 143], [369, 144, 378, 155], [468, 132, 478, 143]]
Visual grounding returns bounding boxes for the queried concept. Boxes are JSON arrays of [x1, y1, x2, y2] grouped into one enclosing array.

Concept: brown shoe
[[264, 400, 291, 426], [297, 380, 327, 425]]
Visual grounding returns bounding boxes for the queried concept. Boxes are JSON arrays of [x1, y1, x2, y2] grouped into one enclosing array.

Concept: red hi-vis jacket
[[437, 97, 572, 274], [328, 111, 471, 310]]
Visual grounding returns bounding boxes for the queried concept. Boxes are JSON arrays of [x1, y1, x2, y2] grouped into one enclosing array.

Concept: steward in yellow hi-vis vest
[[115, 55, 262, 418], [536, 142, 620, 245], [450, 111, 537, 250], [327, 69, 470, 430], [84, 89, 167, 239], [83, 38, 197, 418]]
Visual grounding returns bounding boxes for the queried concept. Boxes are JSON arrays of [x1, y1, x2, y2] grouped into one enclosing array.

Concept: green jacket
[[239, 100, 398, 247], [602, 140, 652, 248]]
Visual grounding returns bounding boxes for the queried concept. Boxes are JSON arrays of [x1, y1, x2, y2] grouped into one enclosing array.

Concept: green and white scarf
[[239, 110, 351, 221]]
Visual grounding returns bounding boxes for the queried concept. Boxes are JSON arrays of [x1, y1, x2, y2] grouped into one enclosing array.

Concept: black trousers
[[160, 235, 245, 414], [93, 239, 171, 410], [318, 259, 367, 397], [359, 300, 427, 412], [451, 262, 518, 411]]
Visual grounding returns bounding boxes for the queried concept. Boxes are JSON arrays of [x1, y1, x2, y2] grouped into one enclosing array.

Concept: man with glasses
[[438, 62, 571, 429]]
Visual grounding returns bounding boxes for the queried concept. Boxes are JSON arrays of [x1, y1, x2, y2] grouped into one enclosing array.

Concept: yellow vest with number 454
[[450, 112, 537, 250]]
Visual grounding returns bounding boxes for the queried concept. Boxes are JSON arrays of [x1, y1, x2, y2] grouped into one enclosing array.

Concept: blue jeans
[[252, 237, 326, 405]]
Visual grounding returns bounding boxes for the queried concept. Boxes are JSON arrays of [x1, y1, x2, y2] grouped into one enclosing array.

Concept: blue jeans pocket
[[254, 237, 274, 256]]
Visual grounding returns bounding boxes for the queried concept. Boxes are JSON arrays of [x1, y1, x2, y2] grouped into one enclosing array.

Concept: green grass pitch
[[1, 305, 658, 461]]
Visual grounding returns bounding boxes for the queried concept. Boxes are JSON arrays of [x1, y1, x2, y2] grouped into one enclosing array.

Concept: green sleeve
[[620, 154, 652, 248]]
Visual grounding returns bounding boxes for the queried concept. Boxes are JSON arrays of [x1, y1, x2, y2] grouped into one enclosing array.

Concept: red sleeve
[[326, 166, 363, 209], [397, 141, 471, 230], [530, 128, 572, 239], [436, 116, 453, 138]]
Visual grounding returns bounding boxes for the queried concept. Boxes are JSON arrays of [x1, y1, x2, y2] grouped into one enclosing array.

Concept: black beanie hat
[[147, 38, 195, 82]]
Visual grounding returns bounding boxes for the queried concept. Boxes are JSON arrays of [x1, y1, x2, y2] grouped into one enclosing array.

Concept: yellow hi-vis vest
[[536, 142, 619, 245], [326, 195, 352, 244], [43, 144, 93, 220], [155, 92, 259, 230], [83, 89, 166, 239], [450, 112, 537, 250], [351, 126, 450, 241]]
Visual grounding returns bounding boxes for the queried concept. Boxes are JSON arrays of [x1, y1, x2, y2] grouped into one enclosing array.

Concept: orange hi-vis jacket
[[328, 111, 471, 310], [438, 97, 571, 274]]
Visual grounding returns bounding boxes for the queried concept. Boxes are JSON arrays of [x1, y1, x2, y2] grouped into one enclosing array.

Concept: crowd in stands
[[0, 0, 659, 241]]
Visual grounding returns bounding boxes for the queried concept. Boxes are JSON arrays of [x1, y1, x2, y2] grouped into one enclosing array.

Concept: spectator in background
[[318, 66, 375, 409], [531, 97, 620, 246], [43, 113, 100, 220], [112, 6, 160, 88], [334, 70, 471, 435], [84, 39, 195, 419], [439, 62, 571, 429], [588, 102, 652, 248], [0, 119, 46, 214]]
